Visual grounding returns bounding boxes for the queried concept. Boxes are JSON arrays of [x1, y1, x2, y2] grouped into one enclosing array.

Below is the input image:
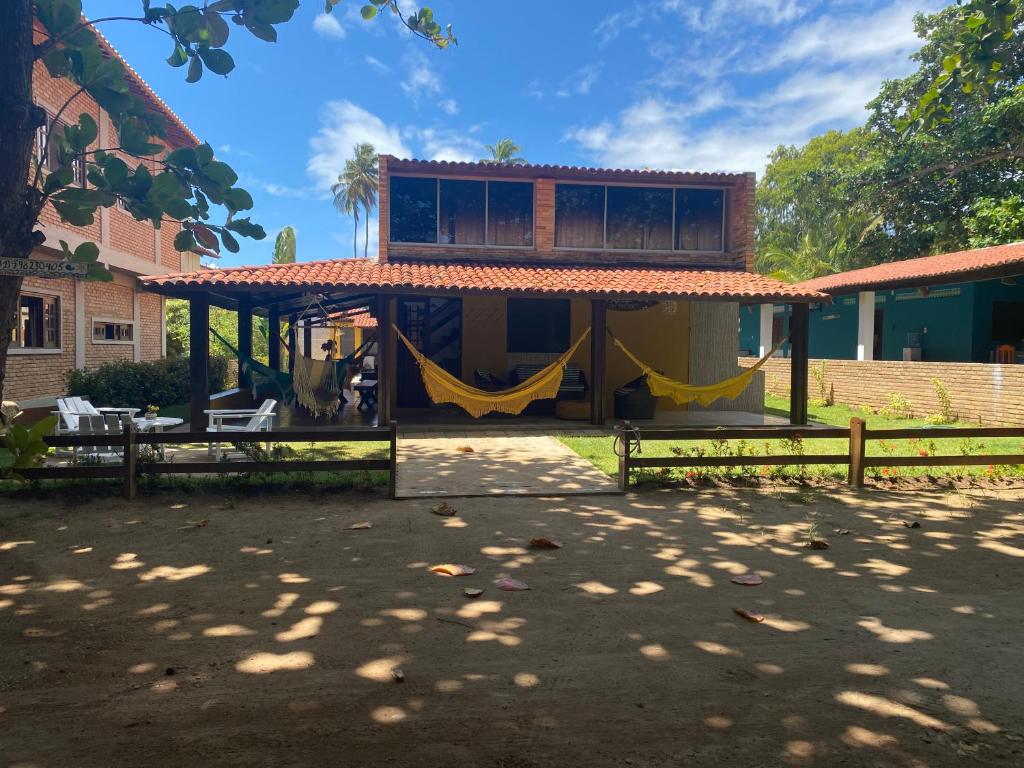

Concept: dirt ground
[[1, 486, 1023, 768]]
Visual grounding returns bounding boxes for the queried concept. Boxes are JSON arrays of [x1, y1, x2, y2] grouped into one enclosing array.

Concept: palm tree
[[272, 226, 296, 264], [332, 143, 379, 258], [482, 138, 527, 166]]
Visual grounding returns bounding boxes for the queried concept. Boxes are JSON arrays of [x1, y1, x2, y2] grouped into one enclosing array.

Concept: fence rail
[[617, 418, 1024, 490], [20, 422, 398, 499]]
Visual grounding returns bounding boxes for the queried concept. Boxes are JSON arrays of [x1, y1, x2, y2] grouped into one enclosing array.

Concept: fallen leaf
[[495, 577, 529, 591], [733, 607, 765, 623], [348, 522, 372, 530], [430, 564, 476, 577], [902, 520, 921, 529], [430, 502, 457, 517], [455, 445, 474, 453], [529, 537, 563, 550], [808, 539, 830, 550], [463, 588, 484, 599], [177, 519, 208, 530], [731, 574, 763, 586], [834, 528, 851, 535], [391, 668, 405, 683]]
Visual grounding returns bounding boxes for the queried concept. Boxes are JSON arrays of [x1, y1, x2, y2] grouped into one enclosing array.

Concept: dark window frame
[[91, 319, 135, 344], [12, 292, 61, 350], [35, 107, 87, 188]]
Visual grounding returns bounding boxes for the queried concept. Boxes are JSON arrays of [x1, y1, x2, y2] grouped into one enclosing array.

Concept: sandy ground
[[1, 486, 1023, 768]]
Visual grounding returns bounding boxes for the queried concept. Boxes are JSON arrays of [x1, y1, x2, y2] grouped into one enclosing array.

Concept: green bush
[[64, 356, 230, 408]]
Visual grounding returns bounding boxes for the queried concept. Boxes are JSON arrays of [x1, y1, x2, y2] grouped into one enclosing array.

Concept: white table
[[133, 416, 184, 432]]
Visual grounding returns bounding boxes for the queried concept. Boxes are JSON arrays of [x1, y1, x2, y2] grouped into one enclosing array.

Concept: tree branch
[[882, 146, 1024, 188]]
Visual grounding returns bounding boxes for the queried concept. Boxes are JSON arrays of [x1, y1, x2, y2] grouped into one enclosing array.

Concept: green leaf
[[73, 242, 100, 263], [244, 19, 278, 42], [225, 217, 266, 239], [43, 165, 75, 194], [174, 229, 198, 252], [42, 48, 71, 78], [192, 223, 219, 250], [204, 8, 231, 47], [64, 113, 97, 152], [186, 54, 204, 83], [198, 47, 235, 76], [220, 229, 240, 253], [103, 156, 130, 187], [223, 187, 254, 212], [28, 416, 58, 444], [167, 44, 189, 68], [36, 0, 83, 35], [202, 160, 239, 188], [86, 263, 114, 282], [361, 5, 378, 19]]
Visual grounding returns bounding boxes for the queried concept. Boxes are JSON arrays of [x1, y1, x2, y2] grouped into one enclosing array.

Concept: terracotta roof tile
[[141, 258, 826, 303], [798, 242, 1024, 294]]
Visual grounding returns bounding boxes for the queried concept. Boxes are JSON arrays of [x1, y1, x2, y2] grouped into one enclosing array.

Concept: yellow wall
[[461, 295, 508, 381], [607, 301, 691, 411]]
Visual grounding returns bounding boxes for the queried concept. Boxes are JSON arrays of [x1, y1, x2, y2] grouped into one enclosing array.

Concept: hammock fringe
[[395, 325, 590, 418]]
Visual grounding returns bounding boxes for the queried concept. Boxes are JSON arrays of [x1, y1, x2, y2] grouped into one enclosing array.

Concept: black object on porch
[[188, 294, 210, 429], [789, 302, 810, 425]]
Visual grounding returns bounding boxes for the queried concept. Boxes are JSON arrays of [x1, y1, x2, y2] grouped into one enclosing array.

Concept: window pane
[[507, 299, 571, 354], [389, 176, 437, 243], [555, 184, 604, 248], [488, 181, 533, 246], [676, 189, 724, 251], [19, 296, 44, 348], [439, 179, 485, 245], [43, 296, 59, 348], [606, 186, 673, 250]]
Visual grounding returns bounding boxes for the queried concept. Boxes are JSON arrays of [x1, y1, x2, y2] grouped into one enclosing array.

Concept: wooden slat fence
[[617, 418, 1024, 490], [19, 422, 398, 499]]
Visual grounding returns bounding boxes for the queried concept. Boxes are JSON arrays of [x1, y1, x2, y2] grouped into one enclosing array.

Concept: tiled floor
[[395, 434, 620, 498]]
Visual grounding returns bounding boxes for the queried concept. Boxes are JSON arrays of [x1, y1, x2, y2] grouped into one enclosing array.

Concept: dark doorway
[[396, 296, 462, 408], [873, 309, 884, 360]]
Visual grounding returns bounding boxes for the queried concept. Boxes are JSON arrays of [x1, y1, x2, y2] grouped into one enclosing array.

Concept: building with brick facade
[[7, 23, 200, 407], [142, 156, 826, 427]]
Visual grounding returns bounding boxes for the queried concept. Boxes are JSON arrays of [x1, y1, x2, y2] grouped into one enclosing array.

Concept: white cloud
[[664, 0, 808, 31], [401, 50, 443, 97], [312, 13, 345, 39], [412, 127, 484, 163], [307, 101, 412, 191], [556, 63, 601, 98], [439, 98, 459, 115], [594, 6, 645, 46], [364, 55, 391, 72]]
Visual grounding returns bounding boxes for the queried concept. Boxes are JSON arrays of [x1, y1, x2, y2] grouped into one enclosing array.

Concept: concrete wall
[[742, 356, 1024, 425]]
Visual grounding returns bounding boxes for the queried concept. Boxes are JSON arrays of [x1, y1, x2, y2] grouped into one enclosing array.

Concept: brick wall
[[5, 277, 76, 403], [139, 293, 164, 361], [84, 278, 135, 368], [740, 356, 1024, 426]]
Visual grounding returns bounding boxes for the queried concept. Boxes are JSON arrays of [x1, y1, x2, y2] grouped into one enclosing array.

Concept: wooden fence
[[616, 418, 1024, 490], [20, 422, 398, 500]]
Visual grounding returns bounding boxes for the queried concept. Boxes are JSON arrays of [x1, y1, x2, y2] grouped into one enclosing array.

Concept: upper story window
[[554, 183, 725, 252], [11, 293, 61, 350], [390, 176, 534, 247], [36, 110, 86, 187]]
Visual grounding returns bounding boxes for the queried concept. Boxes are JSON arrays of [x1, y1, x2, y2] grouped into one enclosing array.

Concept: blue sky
[[83, 0, 942, 269]]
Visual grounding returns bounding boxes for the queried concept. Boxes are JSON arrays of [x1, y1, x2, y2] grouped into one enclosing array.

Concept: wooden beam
[[789, 302, 809, 425], [189, 294, 210, 430], [268, 305, 281, 371], [237, 297, 253, 390], [303, 318, 313, 357], [375, 294, 394, 424], [287, 315, 297, 374], [590, 299, 607, 425]]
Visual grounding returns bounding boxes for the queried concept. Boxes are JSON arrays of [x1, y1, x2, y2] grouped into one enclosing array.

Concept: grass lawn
[[560, 394, 1024, 482]]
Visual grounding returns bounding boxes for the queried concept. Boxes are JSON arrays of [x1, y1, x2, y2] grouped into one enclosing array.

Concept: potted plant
[[145, 405, 159, 421]]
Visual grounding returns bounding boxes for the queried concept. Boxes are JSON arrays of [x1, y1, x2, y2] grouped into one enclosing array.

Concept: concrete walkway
[[396, 434, 619, 498]]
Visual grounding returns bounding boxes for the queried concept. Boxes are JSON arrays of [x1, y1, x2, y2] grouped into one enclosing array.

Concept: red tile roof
[[797, 242, 1024, 294], [384, 156, 752, 184], [140, 258, 826, 302], [329, 309, 377, 328]]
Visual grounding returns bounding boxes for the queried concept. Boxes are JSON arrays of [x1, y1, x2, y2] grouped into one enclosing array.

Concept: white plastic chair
[[76, 414, 127, 464], [204, 399, 277, 461]]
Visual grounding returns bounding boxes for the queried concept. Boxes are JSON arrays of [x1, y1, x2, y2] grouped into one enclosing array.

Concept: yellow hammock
[[394, 325, 591, 418], [610, 332, 782, 407]]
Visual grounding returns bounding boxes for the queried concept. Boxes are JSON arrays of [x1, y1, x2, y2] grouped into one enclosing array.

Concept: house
[[141, 156, 826, 427], [6, 22, 199, 408], [739, 242, 1024, 363]]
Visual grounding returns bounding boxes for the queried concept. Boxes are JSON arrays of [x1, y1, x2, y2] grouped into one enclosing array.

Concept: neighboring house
[[7, 21, 200, 407], [739, 242, 1024, 363], [142, 156, 826, 427]]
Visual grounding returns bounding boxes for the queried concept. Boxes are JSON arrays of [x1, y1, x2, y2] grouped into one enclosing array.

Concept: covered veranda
[[139, 259, 825, 431]]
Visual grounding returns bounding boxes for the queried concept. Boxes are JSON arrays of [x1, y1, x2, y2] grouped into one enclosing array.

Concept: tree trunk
[[0, 2, 40, 406], [352, 212, 358, 259]]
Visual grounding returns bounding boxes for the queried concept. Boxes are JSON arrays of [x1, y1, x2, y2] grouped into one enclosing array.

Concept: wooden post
[[590, 299, 607, 425], [123, 421, 137, 500], [376, 294, 394, 424], [268, 305, 281, 371], [848, 417, 866, 487], [617, 430, 632, 492], [303, 319, 313, 358], [388, 419, 398, 499], [789, 302, 809, 425], [237, 298, 252, 390], [287, 314, 297, 375], [189, 294, 210, 430]]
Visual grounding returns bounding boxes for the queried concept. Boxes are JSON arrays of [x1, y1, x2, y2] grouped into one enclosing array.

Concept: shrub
[[927, 378, 958, 425], [880, 391, 914, 420], [809, 361, 834, 407], [65, 356, 230, 408]]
